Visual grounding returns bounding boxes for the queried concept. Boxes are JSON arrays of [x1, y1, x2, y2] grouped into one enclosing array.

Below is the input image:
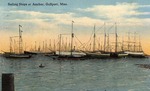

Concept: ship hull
[[125, 51, 146, 58], [53, 55, 86, 60], [3, 52, 31, 58], [85, 53, 110, 59]]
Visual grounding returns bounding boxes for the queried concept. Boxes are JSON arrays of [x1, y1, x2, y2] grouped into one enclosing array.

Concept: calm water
[[0, 55, 150, 91]]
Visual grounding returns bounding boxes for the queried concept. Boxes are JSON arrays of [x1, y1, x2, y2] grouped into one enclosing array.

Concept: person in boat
[[39, 64, 45, 68]]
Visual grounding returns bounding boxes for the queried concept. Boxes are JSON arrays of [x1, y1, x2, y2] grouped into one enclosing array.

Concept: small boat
[[39, 64, 45, 68]]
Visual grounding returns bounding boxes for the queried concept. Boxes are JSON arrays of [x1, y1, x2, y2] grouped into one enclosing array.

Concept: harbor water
[[0, 55, 150, 91]]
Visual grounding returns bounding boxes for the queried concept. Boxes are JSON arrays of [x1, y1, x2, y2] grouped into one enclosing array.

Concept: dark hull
[[3, 53, 32, 58], [85, 54, 110, 59], [53, 55, 86, 60], [24, 51, 38, 55], [128, 54, 146, 58], [24, 51, 56, 56], [98, 51, 128, 58], [110, 53, 128, 58]]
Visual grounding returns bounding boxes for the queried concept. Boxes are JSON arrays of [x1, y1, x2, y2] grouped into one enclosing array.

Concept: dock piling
[[2, 73, 14, 91]]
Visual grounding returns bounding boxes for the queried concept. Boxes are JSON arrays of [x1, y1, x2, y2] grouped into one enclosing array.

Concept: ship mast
[[93, 24, 96, 52], [128, 32, 130, 51], [107, 32, 110, 52], [49, 39, 51, 50], [14, 40, 16, 53], [98, 37, 100, 50], [59, 34, 62, 55], [35, 41, 36, 51], [104, 23, 106, 52], [24, 42, 26, 51], [65, 37, 67, 51], [70, 21, 74, 56], [19, 25, 23, 54], [138, 35, 142, 52], [10, 37, 13, 53], [134, 32, 136, 52], [122, 36, 124, 51], [38, 42, 41, 51], [53, 39, 55, 51], [89, 43, 91, 51], [115, 22, 118, 53], [43, 41, 45, 52]]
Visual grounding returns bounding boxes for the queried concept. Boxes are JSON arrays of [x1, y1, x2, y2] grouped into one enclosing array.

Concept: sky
[[0, 0, 150, 54]]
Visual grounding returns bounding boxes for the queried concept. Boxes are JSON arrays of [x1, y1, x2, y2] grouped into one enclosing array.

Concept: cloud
[[8, 10, 100, 25], [4, 9, 106, 30], [1, 10, 74, 34], [139, 5, 150, 8], [1, 2, 150, 33], [77, 2, 150, 21]]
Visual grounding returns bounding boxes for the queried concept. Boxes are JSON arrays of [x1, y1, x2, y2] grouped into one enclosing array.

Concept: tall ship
[[84, 23, 128, 58], [24, 39, 56, 56], [124, 32, 146, 58], [53, 21, 86, 60], [3, 25, 31, 58], [83, 24, 110, 59], [108, 23, 128, 58]]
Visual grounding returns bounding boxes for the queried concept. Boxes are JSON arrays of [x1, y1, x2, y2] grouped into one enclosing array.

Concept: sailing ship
[[124, 32, 146, 58], [102, 23, 128, 58], [3, 25, 31, 58], [24, 40, 56, 56], [53, 21, 86, 60], [84, 24, 110, 59], [2, 23, 146, 59]]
